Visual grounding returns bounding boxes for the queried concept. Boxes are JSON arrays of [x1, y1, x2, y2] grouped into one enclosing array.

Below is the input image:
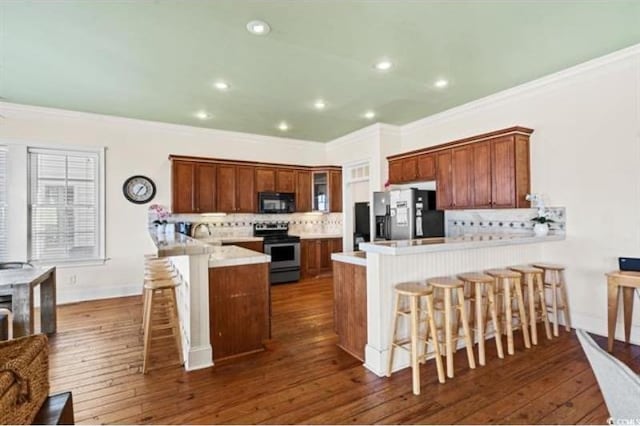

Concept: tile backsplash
[[445, 207, 566, 237]]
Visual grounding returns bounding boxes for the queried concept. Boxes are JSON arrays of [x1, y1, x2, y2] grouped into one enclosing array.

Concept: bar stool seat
[[427, 276, 476, 378], [532, 262, 564, 271], [458, 272, 504, 366], [485, 268, 531, 355], [532, 262, 571, 336], [387, 281, 445, 395]]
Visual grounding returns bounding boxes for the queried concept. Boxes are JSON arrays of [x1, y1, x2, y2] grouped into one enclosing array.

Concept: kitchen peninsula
[[148, 231, 270, 370], [343, 232, 564, 376]]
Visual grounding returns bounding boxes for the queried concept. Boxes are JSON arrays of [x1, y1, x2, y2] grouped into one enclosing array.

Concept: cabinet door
[[472, 142, 492, 208], [401, 157, 418, 182], [216, 165, 237, 212], [329, 170, 342, 212], [491, 136, 517, 208], [330, 238, 343, 254], [295, 170, 312, 212], [451, 146, 473, 209], [301, 240, 319, 278], [236, 166, 255, 213], [417, 153, 436, 181], [196, 164, 217, 213], [255, 168, 276, 193], [319, 239, 332, 272], [276, 169, 296, 193], [435, 151, 453, 210], [172, 161, 195, 213], [388, 160, 403, 184]]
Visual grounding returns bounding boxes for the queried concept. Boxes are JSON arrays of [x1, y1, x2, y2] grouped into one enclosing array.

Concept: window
[[0, 147, 7, 261], [28, 148, 104, 263]]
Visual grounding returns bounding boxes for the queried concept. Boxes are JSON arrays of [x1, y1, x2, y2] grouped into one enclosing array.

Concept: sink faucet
[[191, 222, 211, 238]]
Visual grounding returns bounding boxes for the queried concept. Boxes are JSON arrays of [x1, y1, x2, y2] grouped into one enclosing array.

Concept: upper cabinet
[[387, 127, 533, 210], [170, 156, 342, 214]]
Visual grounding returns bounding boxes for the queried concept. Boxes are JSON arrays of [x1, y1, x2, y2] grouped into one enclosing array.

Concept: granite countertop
[[331, 251, 367, 266], [359, 233, 565, 256], [149, 231, 219, 257], [208, 245, 271, 268], [197, 236, 264, 244], [290, 233, 343, 240]]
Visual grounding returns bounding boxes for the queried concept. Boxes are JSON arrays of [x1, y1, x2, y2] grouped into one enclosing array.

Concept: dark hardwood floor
[[48, 277, 639, 424]]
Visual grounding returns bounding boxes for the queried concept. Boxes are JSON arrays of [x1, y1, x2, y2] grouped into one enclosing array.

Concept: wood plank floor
[[48, 277, 640, 424]]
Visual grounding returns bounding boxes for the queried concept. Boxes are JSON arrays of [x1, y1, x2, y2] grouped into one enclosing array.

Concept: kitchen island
[[148, 231, 270, 370], [355, 233, 565, 376]]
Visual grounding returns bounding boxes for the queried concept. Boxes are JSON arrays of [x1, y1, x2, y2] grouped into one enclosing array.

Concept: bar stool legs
[[509, 266, 552, 344], [533, 263, 571, 336]]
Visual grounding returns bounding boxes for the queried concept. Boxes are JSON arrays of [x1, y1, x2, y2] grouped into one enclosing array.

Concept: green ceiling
[[2, 1, 640, 142]]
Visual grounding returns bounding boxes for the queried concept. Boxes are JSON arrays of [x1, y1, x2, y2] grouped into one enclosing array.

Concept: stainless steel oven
[[254, 222, 301, 284]]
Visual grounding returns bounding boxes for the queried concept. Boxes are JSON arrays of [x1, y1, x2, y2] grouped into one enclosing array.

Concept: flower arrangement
[[149, 204, 170, 225], [531, 211, 555, 224]]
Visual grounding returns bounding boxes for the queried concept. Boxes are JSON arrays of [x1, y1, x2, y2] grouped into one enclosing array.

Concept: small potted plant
[[531, 211, 554, 237]]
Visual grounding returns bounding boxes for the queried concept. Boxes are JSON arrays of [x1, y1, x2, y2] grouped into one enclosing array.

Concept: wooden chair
[[457, 272, 504, 366], [532, 263, 571, 336], [509, 265, 552, 344], [485, 269, 531, 355], [427, 276, 476, 378], [387, 281, 445, 395]]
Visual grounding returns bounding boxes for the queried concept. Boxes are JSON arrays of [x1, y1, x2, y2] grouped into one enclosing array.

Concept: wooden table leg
[[11, 284, 33, 337], [40, 271, 57, 334], [607, 280, 620, 352], [622, 286, 635, 345]]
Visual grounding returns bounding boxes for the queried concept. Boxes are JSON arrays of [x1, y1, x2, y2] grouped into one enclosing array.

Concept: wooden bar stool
[[509, 265, 552, 344], [485, 269, 531, 355], [142, 276, 184, 374], [457, 272, 504, 366], [427, 276, 476, 378], [532, 263, 571, 336], [387, 281, 445, 395]]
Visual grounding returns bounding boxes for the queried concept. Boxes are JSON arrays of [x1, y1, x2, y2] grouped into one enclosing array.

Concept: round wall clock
[[122, 175, 156, 204]]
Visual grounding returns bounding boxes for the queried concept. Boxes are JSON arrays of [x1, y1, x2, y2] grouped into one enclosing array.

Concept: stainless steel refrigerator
[[373, 189, 444, 241]]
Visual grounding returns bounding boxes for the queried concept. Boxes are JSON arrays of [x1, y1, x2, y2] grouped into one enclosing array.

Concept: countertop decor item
[[531, 210, 554, 237], [123, 175, 156, 204]]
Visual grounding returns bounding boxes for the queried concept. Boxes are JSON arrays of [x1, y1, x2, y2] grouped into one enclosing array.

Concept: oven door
[[264, 242, 300, 270]]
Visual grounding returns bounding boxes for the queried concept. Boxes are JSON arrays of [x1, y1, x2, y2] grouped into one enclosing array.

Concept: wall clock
[[122, 175, 156, 204]]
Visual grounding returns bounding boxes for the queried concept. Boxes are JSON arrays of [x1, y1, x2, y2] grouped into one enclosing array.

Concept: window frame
[[0, 146, 8, 262]]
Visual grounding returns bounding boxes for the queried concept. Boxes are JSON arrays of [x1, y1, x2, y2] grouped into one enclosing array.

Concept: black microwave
[[258, 192, 295, 214]]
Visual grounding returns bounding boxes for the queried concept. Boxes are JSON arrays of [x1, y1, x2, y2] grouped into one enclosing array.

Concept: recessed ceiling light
[[195, 110, 212, 120], [246, 20, 271, 35], [314, 99, 326, 110], [364, 111, 376, 120], [214, 81, 229, 91], [374, 60, 393, 71], [278, 121, 289, 131], [434, 79, 449, 88]]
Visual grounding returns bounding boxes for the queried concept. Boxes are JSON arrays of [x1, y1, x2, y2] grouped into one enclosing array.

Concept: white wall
[[0, 103, 326, 303], [400, 45, 640, 341]]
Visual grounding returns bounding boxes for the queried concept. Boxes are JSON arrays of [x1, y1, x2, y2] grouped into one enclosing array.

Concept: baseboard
[[55, 285, 141, 305], [570, 311, 640, 346]]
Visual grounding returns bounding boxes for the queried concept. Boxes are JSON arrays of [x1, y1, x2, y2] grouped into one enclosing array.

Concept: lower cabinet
[[208, 263, 270, 361], [301, 238, 343, 279], [333, 260, 367, 361]]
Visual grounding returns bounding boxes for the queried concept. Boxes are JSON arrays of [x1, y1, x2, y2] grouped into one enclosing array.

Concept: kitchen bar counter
[[208, 245, 270, 268], [149, 230, 219, 257], [331, 251, 366, 266], [290, 232, 343, 239]]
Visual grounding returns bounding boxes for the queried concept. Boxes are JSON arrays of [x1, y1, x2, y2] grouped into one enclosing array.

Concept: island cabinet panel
[[196, 164, 217, 213], [388, 160, 403, 184], [491, 136, 517, 208], [435, 151, 453, 210], [172, 161, 196, 213], [235, 166, 255, 213], [276, 169, 296, 193], [209, 263, 270, 361], [301, 238, 343, 279], [472, 141, 493, 208], [451, 146, 474, 209], [255, 168, 276, 193], [329, 170, 342, 213], [216, 165, 237, 213], [333, 260, 367, 361], [417, 153, 436, 181], [295, 170, 312, 212]]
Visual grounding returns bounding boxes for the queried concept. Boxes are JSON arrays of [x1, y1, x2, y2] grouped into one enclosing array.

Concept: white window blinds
[[0, 147, 7, 261], [29, 148, 101, 263]]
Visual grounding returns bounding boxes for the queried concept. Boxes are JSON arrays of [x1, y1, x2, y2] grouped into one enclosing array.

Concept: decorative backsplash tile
[[445, 207, 566, 237]]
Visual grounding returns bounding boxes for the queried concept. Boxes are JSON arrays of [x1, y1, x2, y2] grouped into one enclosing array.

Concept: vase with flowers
[[531, 211, 554, 237], [149, 204, 171, 237]]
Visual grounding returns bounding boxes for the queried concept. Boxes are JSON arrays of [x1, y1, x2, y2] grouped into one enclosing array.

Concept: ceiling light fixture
[[195, 110, 212, 120], [434, 79, 449, 88], [374, 60, 393, 71], [246, 20, 271, 35], [214, 81, 230, 91], [364, 111, 376, 120], [314, 99, 326, 110], [278, 121, 289, 131]]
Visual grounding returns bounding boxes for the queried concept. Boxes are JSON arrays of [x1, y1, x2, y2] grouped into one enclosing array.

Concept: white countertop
[[290, 233, 343, 240], [359, 233, 565, 256], [149, 230, 219, 257], [331, 251, 367, 266], [197, 236, 263, 244], [208, 245, 271, 268]]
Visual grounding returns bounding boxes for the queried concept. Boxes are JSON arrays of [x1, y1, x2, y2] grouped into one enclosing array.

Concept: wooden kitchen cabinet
[[295, 170, 312, 212], [235, 166, 256, 213], [451, 146, 474, 209], [471, 141, 492, 208], [417, 153, 436, 181], [255, 168, 276, 193], [209, 263, 270, 361], [333, 260, 367, 361], [329, 170, 342, 213], [171, 160, 218, 213], [196, 164, 217, 213], [491, 136, 518, 208], [388, 160, 403, 184], [401, 157, 418, 182], [217, 165, 255, 213], [435, 151, 453, 210], [216, 165, 237, 213], [276, 169, 296, 193], [301, 237, 343, 279]]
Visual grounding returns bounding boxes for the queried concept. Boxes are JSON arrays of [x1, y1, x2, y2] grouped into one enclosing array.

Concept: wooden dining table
[[606, 270, 640, 352], [0, 266, 57, 337]]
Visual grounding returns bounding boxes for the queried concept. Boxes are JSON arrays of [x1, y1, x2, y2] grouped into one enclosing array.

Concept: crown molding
[[402, 42, 640, 136], [0, 101, 323, 149]]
